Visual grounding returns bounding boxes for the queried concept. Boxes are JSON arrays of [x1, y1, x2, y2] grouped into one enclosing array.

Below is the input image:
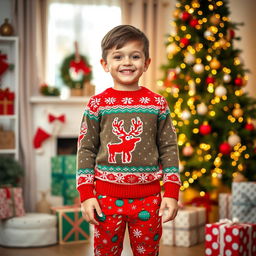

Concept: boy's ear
[[144, 58, 151, 72], [100, 58, 109, 72]]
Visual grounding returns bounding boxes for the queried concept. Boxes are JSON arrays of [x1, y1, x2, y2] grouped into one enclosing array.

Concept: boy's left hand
[[159, 197, 178, 223]]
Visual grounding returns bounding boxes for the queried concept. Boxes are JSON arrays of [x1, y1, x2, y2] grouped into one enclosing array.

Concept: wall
[[0, 0, 12, 26]]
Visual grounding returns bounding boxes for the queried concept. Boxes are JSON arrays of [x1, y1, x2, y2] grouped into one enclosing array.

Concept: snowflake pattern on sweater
[[76, 86, 181, 201]]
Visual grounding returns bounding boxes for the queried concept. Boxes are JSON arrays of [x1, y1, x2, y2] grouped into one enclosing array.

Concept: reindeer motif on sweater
[[107, 117, 143, 163]]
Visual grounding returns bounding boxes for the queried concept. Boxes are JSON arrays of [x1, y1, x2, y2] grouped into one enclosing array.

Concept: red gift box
[[205, 219, 256, 256], [0, 88, 15, 115], [0, 187, 25, 219]]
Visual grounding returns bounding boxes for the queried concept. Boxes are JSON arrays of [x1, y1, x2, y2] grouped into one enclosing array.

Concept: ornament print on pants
[[94, 193, 162, 256], [107, 117, 143, 163]]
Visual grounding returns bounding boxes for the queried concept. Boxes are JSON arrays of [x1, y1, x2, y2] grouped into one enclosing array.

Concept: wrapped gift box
[[232, 182, 256, 223], [162, 206, 206, 247], [0, 127, 15, 149], [51, 205, 90, 244], [219, 193, 232, 220], [205, 220, 256, 256], [0, 187, 25, 219], [51, 155, 78, 205], [0, 88, 15, 115]]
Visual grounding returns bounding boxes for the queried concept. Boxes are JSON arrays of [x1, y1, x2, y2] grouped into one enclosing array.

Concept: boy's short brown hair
[[101, 25, 149, 61]]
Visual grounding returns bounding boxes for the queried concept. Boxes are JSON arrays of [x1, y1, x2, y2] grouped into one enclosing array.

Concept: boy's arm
[[157, 97, 181, 201], [76, 97, 100, 202]]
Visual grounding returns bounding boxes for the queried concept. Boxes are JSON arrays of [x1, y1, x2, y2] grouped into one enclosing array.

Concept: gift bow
[[218, 218, 252, 256], [48, 114, 66, 123]]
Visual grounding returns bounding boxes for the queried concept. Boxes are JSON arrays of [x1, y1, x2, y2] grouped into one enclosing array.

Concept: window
[[46, 0, 121, 96]]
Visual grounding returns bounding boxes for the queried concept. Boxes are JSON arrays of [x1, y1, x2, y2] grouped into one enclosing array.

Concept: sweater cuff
[[77, 184, 96, 203], [163, 182, 180, 200]]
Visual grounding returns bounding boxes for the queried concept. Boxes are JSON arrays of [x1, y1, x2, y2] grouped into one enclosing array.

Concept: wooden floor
[[0, 227, 205, 256]]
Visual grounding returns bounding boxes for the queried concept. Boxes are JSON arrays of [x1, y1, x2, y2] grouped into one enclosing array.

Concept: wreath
[[60, 42, 92, 89]]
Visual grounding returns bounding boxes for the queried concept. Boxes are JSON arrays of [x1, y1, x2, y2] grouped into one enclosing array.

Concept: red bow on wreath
[[48, 114, 66, 123], [0, 53, 9, 76], [70, 59, 91, 75]]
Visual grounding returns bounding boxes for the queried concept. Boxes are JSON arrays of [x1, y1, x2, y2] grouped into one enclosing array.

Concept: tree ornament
[[234, 77, 244, 87], [173, 9, 181, 19], [197, 103, 208, 115], [228, 134, 241, 147], [180, 38, 190, 47], [199, 123, 212, 135], [193, 63, 204, 74], [215, 85, 227, 97], [166, 43, 178, 55], [210, 15, 220, 25], [219, 142, 232, 155], [175, 67, 181, 74], [204, 30, 213, 39], [245, 122, 255, 131], [232, 105, 243, 118], [181, 109, 191, 120], [227, 28, 235, 41], [210, 58, 221, 69], [206, 76, 215, 84], [184, 53, 196, 65], [167, 69, 177, 81], [182, 11, 191, 21], [189, 18, 199, 27], [182, 144, 194, 156], [218, 38, 228, 49], [223, 74, 231, 83]]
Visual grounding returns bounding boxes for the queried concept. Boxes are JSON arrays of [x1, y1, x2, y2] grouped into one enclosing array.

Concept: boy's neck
[[112, 84, 141, 91]]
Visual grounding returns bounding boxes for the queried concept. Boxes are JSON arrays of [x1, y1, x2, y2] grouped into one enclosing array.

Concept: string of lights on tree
[[159, 0, 256, 195]]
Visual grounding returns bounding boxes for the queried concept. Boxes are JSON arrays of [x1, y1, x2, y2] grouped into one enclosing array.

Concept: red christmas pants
[[94, 193, 162, 256]]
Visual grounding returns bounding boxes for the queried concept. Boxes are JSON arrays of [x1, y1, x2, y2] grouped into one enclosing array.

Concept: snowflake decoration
[[139, 97, 150, 104], [131, 205, 137, 210], [90, 97, 101, 108], [94, 228, 100, 238], [95, 248, 101, 256], [127, 175, 137, 183], [115, 173, 125, 183], [137, 245, 146, 254], [138, 173, 148, 183], [102, 239, 108, 244], [122, 97, 133, 104], [154, 96, 165, 105], [117, 208, 123, 213], [100, 171, 108, 180], [133, 228, 142, 238], [85, 175, 94, 183], [105, 97, 116, 104]]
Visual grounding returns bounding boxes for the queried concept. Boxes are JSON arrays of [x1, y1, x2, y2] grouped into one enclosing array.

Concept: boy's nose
[[123, 56, 131, 65]]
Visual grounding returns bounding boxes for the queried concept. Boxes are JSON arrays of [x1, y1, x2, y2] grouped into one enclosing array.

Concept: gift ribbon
[[233, 192, 256, 215], [218, 218, 252, 256], [48, 113, 66, 123]]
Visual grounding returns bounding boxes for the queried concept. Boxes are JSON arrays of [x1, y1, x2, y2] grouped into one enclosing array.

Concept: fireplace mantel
[[31, 96, 89, 204]]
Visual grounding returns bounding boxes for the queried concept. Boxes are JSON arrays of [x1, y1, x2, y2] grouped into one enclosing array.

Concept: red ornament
[[219, 142, 232, 155], [234, 77, 243, 87], [229, 29, 235, 39], [206, 76, 215, 84], [199, 124, 212, 135], [182, 11, 191, 21], [180, 38, 190, 47], [189, 18, 199, 27], [245, 123, 255, 131]]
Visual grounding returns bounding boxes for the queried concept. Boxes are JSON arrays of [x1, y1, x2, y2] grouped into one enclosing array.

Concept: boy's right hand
[[81, 198, 103, 225]]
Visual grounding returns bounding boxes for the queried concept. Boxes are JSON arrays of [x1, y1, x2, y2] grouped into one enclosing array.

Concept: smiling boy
[[77, 25, 181, 256]]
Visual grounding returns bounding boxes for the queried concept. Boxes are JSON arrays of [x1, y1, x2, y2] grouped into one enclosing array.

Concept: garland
[[60, 53, 92, 89]]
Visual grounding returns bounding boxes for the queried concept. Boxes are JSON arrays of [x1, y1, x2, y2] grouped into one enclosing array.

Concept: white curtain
[[121, 0, 173, 92]]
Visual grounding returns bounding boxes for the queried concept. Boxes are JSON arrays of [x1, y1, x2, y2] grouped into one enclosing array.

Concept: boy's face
[[101, 40, 151, 90]]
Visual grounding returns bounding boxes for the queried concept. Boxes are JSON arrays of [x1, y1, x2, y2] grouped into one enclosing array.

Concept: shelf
[[0, 115, 17, 119], [0, 149, 16, 154], [0, 36, 18, 42], [30, 96, 90, 104]]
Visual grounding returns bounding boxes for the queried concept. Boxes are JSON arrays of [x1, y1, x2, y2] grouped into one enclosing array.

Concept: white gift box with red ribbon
[[162, 206, 206, 247]]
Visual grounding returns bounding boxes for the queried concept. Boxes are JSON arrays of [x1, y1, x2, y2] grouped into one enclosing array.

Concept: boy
[[77, 25, 181, 256]]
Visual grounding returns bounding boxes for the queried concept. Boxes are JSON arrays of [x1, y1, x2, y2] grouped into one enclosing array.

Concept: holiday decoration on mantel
[[0, 18, 14, 36], [160, 0, 256, 194], [60, 41, 92, 93], [40, 83, 60, 96]]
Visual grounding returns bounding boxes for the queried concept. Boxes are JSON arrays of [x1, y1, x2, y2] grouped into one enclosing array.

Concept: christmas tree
[[160, 0, 256, 194]]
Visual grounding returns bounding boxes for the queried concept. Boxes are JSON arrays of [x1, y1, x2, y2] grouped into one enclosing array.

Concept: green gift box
[[51, 155, 78, 205], [52, 206, 90, 244]]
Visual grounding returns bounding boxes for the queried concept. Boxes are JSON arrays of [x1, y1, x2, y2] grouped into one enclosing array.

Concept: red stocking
[[33, 127, 51, 153]]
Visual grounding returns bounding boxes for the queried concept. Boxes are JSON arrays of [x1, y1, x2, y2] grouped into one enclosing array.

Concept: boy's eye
[[113, 55, 122, 60], [132, 55, 141, 59]]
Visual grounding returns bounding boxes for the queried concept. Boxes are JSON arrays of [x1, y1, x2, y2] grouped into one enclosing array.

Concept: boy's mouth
[[119, 69, 135, 74]]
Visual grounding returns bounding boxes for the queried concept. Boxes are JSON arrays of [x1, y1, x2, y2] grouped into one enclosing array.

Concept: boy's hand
[[159, 197, 178, 223], [81, 198, 102, 225]]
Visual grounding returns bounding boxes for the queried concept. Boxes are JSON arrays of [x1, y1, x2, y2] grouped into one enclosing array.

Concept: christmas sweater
[[76, 86, 181, 202]]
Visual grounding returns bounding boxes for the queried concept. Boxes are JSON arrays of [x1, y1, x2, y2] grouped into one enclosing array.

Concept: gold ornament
[[232, 105, 244, 118], [210, 58, 221, 69], [210, 15, 220, 25], [0, 18, 14, 36], [173, 9, 181, 19]]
